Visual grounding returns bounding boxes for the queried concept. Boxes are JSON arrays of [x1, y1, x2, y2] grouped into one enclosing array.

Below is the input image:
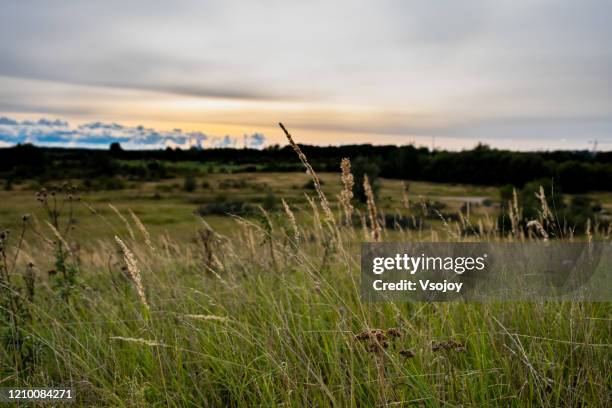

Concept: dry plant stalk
[[364, 175, 381, 241], [508, 188, 522, 240], [357, 210, 369, 240], [46, 221, 71, 254], [434, 210, 459, 241], [110, 336, 164, 347], [305, 194, 323, 238], [535, 186, 553, 222], [402, 181, 410, 210], [527, 220, 549, 241], [282, 199, 300, 243], [183, 314, 230, 323], [115, 236, 149, 311], [109, 204, 135, 240], [536, 186, 551, 220], [339, 158, 354, 226], [129, 209, 154, 250], [586, 218, 592, 244], [279, 123, 335, 226]]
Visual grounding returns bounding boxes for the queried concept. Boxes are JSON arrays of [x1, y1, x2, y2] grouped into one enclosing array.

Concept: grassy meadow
[[0, 172, 501, 243], [0, 151, 610, 406]]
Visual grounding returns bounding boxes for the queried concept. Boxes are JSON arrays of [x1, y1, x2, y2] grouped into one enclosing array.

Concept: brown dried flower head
[[386, 328, 402, 338], [399, 349, 416, 358], [432, 339, 465, 352]]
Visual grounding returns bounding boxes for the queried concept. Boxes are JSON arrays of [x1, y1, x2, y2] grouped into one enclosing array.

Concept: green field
[[0, 173, 503, 243], [0, 168, 610, 406]]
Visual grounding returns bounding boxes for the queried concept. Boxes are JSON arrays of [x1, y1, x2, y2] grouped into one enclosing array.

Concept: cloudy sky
[[1, 0, 611, 150]]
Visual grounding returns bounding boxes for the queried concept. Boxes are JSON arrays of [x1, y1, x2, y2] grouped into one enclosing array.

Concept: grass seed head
[[115, 236, 149, 312], [364, 175, 381, 241], [339, 158, 355, 226]]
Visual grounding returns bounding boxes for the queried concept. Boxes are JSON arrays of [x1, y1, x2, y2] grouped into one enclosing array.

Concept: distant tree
[[557, 161, 591, 193], [87, 152, 117, 177], [109, 142, 123, 155]]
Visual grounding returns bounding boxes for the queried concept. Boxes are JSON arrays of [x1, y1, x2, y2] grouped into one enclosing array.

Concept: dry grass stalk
[[402, 181, 410, 210], [183, 314, 230, 323], [508, 188, 522, 240], [46, 221, 71, 254], [115, 236, 149, 311], [419, 196, 428, 217], [484, 213, 496, 236], [129, 209, 154, 250], [109, 204, 135, 240], [305, 194, 322, 237], [110, 336, 164, 347], [459, 210, 468, 231], [281, 199, 300, 243], [512, 188, 521, 219], [356, 210, 369, 240], [507, 201, 517, 238], [527, 220, 549, 241], [433, 210, 459, 240], [339, 158, 354, 226], [279, 123, 335, 226], [379, 209, 387, 232], [586, 218, 592, 244], [364, 175, 381, 241], [536, 185, 553, 222]]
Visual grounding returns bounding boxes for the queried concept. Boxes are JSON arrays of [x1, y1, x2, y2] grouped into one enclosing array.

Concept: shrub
[[195, 199, 255, 217], [183, 174, 197, 192], [262, 191, 277, 211], [81, 177, 126, 191]]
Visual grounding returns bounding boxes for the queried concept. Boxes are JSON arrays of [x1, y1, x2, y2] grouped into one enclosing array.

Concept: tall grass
[[0, 128, 609, 406]]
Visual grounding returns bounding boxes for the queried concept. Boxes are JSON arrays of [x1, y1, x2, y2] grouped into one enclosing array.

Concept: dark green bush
[[196, 200, 255, 217], [183, 174, 197, 192]]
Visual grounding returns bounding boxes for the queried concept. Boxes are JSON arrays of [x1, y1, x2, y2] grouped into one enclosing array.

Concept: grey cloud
[[0, 58, 291, 101], [0, 0, 611, 149], [281, 114, 612, 150]]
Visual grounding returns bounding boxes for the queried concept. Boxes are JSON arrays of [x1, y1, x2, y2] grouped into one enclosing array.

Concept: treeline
[[1, 143, 611, 192]]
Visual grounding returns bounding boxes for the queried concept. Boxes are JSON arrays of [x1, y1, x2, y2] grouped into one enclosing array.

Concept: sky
[[0, 0, 611, 150]]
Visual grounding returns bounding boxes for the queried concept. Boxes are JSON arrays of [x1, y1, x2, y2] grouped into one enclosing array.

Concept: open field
[[0, 173, 504, 243], [4, 170, 612, 242], [0, 167, 611, 406]]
